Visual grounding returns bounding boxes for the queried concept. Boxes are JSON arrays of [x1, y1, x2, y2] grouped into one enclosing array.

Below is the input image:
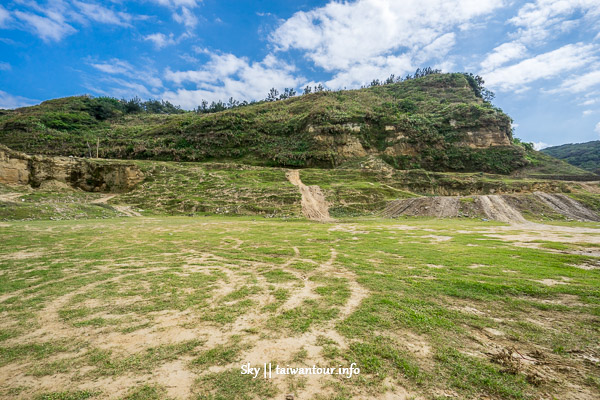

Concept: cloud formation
[[144, 33, 176, 49], [162, 52, 303, 108], [270, 0, 504, 88], [0, 90, 38, 109], [483, 43, 598, 92]]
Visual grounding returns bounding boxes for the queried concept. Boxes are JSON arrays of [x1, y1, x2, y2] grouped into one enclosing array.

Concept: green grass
[[0, 216, 598, 399]]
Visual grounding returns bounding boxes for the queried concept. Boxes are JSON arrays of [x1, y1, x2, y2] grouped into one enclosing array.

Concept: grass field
[[1, 216, 599, 399]]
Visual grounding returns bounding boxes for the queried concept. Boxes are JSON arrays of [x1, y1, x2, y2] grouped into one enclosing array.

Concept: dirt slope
[[286, 170, 333, 222], [534, 192, 600, 222], [382, 196, 460, 218], [477, 195, 527, 223], [384, 193, 599, 223]]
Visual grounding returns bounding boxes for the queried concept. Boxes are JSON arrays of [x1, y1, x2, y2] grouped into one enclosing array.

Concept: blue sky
[[1, 0, 599, 148]]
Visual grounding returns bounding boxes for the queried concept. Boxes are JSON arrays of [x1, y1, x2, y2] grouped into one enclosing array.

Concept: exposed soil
[[0, 192, 23, 202], [533, 192, 600, 221], [383, 193, 599, 223], [477, 195, 527, 223], [286, 170, 333, 222]]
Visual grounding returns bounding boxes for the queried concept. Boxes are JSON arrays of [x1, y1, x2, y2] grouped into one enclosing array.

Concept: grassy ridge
[[0, 73, 531, 174]]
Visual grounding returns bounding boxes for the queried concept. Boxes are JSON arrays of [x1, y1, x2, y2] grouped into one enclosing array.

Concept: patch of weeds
[[222, 286, 262, 302], [194, 369, 277, 400], [272, 299, 338, 333], [34, 390, 99, 400], [288, 260, 318, 272], [0, 329, 18, 342], [0, 341, 70, 367], [435, 347, 531, 399], [119, 322, 152, 333], [311, 275, 351, 307], [262, 288, 289, 312], [192, 342, 243, 367], [87, 340, 203, 376], [29, 358, 77, 377], [122, 385, 168, 400], [261, 269, 298, 283], [291, 348, 308, 363], [202, 299, 255, 324], [345, 336, 421, 382]]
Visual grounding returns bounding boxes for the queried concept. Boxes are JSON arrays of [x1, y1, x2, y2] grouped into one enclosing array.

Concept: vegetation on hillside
[[542, 141, 600, 175], [0, 72, 577, 175]]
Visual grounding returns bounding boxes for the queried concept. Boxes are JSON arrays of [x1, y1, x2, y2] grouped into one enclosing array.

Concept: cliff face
[[0, 145, 144, 192]]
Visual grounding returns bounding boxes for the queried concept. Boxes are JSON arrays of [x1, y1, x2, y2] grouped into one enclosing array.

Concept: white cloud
[[14, 10, 76, 42], [91, 59, 134, 75], [533, 141, 549, 150], [72, 1, 132, 27], [596, 122, 600, 135], [0, 62, 10, 71], [163, 52, 303, 108], [173, 7, 197, 29], [270, 0, 504, 87], [144, 32, 176, 49], [509, 0, 600, 45], [151, 0, 200, 7], [483, 43, 598, 91], [552, 70, 600, 93], [583, 110, 595, 116], [0, 5, 10, 27], [480, 42, 527, 71], [0, 90, 37, 109], [86, 57, 163, 99], [150, 0, 200, 30]]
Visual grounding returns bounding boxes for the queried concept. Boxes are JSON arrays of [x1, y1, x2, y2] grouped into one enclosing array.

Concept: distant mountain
[[542, 141, 600, 175]]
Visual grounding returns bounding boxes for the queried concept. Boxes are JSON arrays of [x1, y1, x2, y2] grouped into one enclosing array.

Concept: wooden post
[[96, 137, 99, 158]]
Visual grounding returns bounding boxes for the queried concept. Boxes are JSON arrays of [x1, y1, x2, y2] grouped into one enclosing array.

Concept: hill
[[0, 73, 527, 174], [542, 140, 600, 174]]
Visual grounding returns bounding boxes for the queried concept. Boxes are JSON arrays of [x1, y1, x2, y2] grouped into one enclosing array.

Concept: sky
[[1, 0, 600, 148]]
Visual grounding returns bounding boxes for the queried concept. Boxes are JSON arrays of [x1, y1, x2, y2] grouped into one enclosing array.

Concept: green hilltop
[[0, 72, 591, 176]]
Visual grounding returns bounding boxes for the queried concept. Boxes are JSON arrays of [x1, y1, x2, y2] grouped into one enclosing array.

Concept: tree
[[303, 85, 312, 95], [227, 97, 239, 108], [462, 72, 495, 103], [279, 88, 297, 100], [123, 96, 143, 114], [266, 88, 279, 102]]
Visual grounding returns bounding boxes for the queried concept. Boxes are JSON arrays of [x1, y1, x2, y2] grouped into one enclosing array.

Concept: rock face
[[307, 119, 512, 163], [0, 145, 144, 192], [461, 129, 511, 148]]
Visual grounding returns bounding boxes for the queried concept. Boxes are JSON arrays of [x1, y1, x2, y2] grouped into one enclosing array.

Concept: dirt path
[[534, 192, 600, 222], [89, 194, 141, 217], [112, 205, 142, 217], [0, 192, 23, 202], [286, 170, 333, 222], [89, 194, 117, 204]]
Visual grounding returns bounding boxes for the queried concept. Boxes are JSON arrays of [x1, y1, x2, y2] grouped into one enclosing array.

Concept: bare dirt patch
[[286, 170, 333, 222]]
